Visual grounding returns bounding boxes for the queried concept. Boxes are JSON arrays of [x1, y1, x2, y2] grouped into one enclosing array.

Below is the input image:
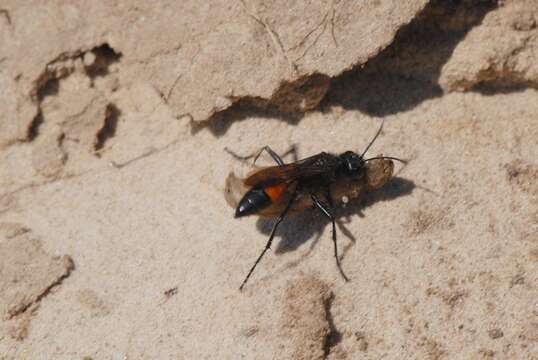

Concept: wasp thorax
[[339, 151, 366, 175]]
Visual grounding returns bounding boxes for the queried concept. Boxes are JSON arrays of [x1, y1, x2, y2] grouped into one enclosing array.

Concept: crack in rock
[[94, 103, 121, 153], [322, 292, 342, 359]]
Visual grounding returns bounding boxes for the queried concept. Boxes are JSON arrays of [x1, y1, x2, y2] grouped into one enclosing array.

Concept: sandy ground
[[1, 1, 537, 359]]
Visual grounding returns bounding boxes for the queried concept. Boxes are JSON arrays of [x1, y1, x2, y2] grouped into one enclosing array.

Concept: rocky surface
[[0, 0, 536, 359]]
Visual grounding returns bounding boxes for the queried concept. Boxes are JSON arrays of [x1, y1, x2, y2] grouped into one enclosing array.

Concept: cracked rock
[[0, 0, 429, 139], [0, 224, 74, 326], [439, 0, 538, 91]]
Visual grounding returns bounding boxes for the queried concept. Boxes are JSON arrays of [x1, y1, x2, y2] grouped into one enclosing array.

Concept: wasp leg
[[255, 145, 299, 164], [252, 146, 284, 166], [225, 146, 284, 166], [283, 144, 299, 163], [310, 193, 350, 282], [239, 190, 297, 291]]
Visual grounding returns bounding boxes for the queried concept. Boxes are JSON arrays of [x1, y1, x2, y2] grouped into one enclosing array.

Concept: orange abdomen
[[263, 183, 288, 202], [235, 183, 289, 218]]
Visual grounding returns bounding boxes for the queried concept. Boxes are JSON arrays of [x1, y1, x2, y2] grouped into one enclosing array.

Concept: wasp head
[[339, 151, 366, 177]]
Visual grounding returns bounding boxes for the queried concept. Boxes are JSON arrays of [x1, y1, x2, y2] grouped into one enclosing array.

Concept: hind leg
[[310, 193, 349, 282], [239, 189, 297, 290]]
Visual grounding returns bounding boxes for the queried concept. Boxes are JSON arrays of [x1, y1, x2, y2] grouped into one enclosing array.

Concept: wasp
[[225, 122, 405, 290]]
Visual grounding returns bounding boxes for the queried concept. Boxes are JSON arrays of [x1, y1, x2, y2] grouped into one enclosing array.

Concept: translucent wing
[[243, 152, 339, 187]]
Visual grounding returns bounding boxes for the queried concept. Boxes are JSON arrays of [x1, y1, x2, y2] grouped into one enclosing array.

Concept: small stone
[[488, 328, 504, 339], [83, 51, 96, 67], [214, 96, 232, 112]]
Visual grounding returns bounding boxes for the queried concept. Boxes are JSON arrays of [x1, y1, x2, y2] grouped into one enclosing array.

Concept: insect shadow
[[255, 176, 415, 268]]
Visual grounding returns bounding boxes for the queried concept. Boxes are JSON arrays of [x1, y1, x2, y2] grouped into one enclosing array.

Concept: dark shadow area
[[324, 73, 443, 117], [36, 77, 60, 101], [193, 74, 330, 137], [85, 43, 122, 79], [0, 9, 11, 25], [323, 0, 498, 116], [26, 77, 60, 141], [191, 99, 304, 137], [471, 80, 537, 96], [94, 103, 121, 153], [254, 177, 415, 263], [26, 111, 44, 141], [323, 292, 342, 357]]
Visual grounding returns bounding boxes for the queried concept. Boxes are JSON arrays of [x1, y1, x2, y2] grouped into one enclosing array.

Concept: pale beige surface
[[1, 1, 537, 359]]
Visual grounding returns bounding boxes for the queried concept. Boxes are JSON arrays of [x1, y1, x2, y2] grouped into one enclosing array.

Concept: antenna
[[360, 120, 384, 158], [364, 156, 407, 164], [360, 120, 407, 164]]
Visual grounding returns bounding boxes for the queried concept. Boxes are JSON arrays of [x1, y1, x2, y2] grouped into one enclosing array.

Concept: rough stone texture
[[31, 126, 67, 178], [0, 0, 428, 149], [0, 225, 74, 319], [0, 223, 74, 340], [0, 1, 537, 359], [440, 0, 538, 90]]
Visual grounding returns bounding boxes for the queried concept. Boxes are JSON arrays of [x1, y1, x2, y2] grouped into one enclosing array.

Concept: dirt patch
[[77, 289, 111, 318], [426, 286, 469, 311], [418, 337, 446, 360], [487, 328, 504, 339], [505, 160, 538, 196], [407, 204, 452, 236], [280, 275, 340, 360]]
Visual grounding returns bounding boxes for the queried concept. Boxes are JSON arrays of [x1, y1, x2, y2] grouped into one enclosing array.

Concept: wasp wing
[[243, 153, 339, 187]]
